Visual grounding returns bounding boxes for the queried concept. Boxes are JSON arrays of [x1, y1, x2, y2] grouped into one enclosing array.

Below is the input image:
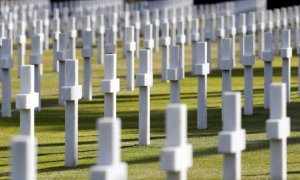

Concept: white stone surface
[[281, 29, 292, 103], [62, 59, 82, 167], [241, 35, 255, 115], [152, 9, 160, 53], [160, 104, 192, 180], [297, 28, 300, 97], [43, 9, 50, 51], [257, 11, 265, 58], [293, 7, 299, 48], [105, 27, 116, 54], [90, 118, 127, 180], [91, 8, 97, 45], [68, 17, 77, 59], [186, 6, 193, 45], [169, 8, 177, 45], [191, 18, 200, 75], [200, 14, 206, 42], [176, 20, 186, 79], [7, 12, 14, 41], [238, 13, 247, 64], [194, 42, 210, 129], [219, 38, 233, 94], [143, 24, 154, 74], [160, 22, 170, 82], [133, 11, 141, 57], [265, 10, 273, 33], [122, 11, 130, 58], [262, 32, 275, 109], [52, 8, 60, 72], [82, 16, 94, 101], [125, 26, 136, 91], [238, 14, 247, 36], [36, 20, 44, 76], [167, 45, 183, 103], [0, 39, 13, 117], [142, 9, 150, 37], [266, 83, 290, 180], [16, 21, 26, 78], [97, 14, 105, 64], [29, 10, 37, 38], [274, 9, 281, 55], [136, 49, 153, 145], [109, 13, 118, 46], [16, 65, 38, 138], [217, 16, 225, 68], [205, 16, 213, 71], [0, 23, 5, 81], [218, 92, 246, 180], [227, 15, 236, 66], [11, 136, 37, 180], [247, 12, 256, 41], [29, 35, 43, 111], [102, 54, 120, 119], [58, 33, 68, 105], [281, 8, 288, 29]]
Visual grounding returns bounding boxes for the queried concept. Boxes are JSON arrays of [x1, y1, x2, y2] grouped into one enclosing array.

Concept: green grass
[[1, 39, 300, 179]]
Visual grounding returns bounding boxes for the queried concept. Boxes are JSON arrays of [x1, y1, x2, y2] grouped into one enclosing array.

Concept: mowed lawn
[[1, 38, 300, 179]]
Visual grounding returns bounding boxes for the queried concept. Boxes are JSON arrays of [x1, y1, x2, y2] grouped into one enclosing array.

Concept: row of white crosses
[[90, 103, 192, 179], [10, 79, 291, 179], [44, 4, 298, 76], [1, 3, 297, 50], [218, 83, 290, 179], [5, 2, 47, 177], [1, 5, 298, 109], [7, 8, 296, 180]]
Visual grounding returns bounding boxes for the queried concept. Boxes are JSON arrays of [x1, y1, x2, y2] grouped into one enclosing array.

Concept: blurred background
[[0, 0, 297, 9]]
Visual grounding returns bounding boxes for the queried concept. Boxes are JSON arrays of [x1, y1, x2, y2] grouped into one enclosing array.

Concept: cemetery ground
[[1, 39, 300, 179]]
